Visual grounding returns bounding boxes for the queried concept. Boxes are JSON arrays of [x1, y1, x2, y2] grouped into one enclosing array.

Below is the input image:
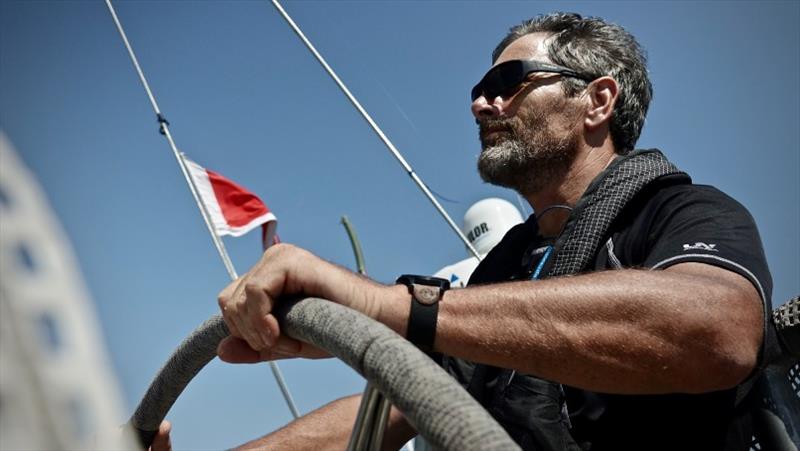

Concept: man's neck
[[526, 145, 618, 237]]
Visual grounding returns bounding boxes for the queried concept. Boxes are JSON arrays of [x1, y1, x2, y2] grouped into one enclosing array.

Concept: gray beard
[[477, 130, 577, 197]]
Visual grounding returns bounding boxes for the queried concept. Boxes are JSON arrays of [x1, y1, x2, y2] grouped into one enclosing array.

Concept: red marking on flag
[[206, 169, 270, 228], [184, 155, 278, 249]]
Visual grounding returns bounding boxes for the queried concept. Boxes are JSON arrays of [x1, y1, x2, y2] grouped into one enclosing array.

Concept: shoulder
[[646, 183, 753, 217], [612, 180, 758, 246], [639, 183, 762, 253]]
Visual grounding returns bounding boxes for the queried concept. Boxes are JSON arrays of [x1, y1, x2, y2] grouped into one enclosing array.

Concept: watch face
[[413, 284, 441, 305]]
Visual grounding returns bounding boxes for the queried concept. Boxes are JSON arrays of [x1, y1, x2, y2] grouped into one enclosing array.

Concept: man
[[212, 12, 770, 450]]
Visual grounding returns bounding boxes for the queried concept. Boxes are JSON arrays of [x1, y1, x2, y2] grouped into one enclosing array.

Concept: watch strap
[[407, 294, 438, 352], [396, 275, 449, 353]]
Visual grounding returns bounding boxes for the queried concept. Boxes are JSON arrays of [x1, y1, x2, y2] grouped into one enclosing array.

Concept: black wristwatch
[[396, 274, 450, 352]]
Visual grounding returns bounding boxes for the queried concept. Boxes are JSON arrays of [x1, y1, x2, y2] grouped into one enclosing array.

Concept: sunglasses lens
[[472, 61, 525, 101], [471, 84, 483, 101]]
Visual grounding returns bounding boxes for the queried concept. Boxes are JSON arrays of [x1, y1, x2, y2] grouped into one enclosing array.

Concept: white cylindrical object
[[462, 198, 524, 256]]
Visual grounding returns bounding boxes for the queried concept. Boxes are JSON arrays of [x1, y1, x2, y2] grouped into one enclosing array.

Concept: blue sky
[[2, 1, 798, 449]]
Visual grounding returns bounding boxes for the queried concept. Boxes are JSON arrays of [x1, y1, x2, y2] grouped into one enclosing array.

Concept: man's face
[[474, 33, 583, 195]]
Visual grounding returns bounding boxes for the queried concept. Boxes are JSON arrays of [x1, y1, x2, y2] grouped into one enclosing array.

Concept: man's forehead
[[494, 32, 552, 66]]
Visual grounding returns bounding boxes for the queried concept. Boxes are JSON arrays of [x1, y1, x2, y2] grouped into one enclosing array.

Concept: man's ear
[[584, 76, 619, 129]]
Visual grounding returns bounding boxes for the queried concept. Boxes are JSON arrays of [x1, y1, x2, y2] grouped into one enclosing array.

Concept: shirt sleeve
[[642, 185, 773, 306]]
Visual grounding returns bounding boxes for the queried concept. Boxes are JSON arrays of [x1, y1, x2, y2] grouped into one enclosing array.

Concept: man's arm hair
[[379, 262, 763, 394]]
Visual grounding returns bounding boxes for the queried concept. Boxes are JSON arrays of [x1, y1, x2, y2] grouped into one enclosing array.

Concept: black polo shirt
[[444, 177, 772, 451]]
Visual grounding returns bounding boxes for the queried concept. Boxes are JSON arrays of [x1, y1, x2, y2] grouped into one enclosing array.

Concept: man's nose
[[471, 95, 504, 119]]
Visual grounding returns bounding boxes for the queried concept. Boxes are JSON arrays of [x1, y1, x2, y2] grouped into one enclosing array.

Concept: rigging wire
[[269, 0, 481, 260], [104, 0, 300, 420]]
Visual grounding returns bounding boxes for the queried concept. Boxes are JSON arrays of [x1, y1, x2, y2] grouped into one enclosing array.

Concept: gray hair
[[493, 12, 652, 154]]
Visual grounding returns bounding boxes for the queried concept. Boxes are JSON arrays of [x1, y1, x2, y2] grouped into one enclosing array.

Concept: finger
[[243, 283, 276, 347], [149, 420, 172, 451], [228, 279, 263, 349], [237, 263, 287, 350], [296, 341, 331, 359], [263, 313, 281, 345], [217, 336, 263, 363], [219, 334, 331, 362], [256, 336, 302, 361], [230, 274, 249, 308], [218, 277, 241, 301], [218, 335, 298, 362], [271, 336, 330, 360], [219, 302, 243, 340], [218, 279, 244, 339], [271, 335, 301, 356]]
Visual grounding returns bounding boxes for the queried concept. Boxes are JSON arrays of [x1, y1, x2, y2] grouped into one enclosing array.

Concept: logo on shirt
[[682, 242, 718, 252]]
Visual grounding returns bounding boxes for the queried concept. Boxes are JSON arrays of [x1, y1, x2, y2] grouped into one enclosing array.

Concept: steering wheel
[[128, 297, 521, 451]]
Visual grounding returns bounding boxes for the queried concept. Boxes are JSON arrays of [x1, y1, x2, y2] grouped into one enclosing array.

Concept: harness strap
[[545, 149, 687, 277]]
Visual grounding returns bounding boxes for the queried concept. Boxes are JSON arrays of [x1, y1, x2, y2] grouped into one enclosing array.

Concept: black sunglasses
[[471, 59, 592, 101]]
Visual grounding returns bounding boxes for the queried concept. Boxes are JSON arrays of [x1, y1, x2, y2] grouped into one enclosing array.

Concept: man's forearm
[[378, 263, 762, 394], [234, 395, 360, 451], [233, 394, 415, 451]]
